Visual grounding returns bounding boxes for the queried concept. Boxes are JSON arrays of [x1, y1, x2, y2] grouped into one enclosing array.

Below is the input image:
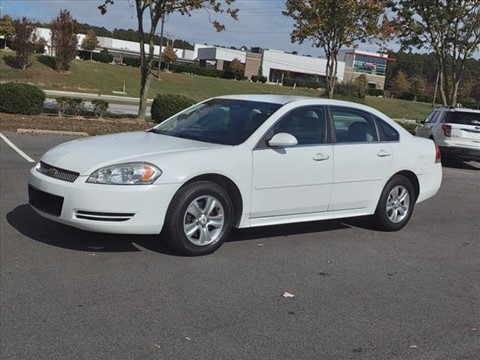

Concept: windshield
[[151, 99, 282, 145]]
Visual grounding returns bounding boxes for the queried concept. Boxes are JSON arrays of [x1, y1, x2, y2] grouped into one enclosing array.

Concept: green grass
[[1, 50, 434, 119]]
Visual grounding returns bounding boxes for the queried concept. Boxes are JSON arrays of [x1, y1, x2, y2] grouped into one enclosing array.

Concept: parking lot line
[[0, 132, 35, 163]]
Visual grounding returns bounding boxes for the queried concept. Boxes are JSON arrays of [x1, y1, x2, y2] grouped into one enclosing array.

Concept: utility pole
[[157, 14, 165, 79]]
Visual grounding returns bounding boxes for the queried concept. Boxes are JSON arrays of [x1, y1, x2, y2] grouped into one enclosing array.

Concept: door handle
[[313, 153, 330, 161], [377, 150, 391, 157]]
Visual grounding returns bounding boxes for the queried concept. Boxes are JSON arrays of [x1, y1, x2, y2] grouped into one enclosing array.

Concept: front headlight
[[87, 162, 162, 185]]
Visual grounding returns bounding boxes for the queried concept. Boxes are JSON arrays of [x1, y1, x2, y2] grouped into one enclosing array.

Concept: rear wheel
[[373, 175, 415, 231], [164, 181, 234, 256]]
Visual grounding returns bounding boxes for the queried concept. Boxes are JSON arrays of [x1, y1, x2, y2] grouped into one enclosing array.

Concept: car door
[[328, 106, 393, 211], [416, 110, 441, 138], [250, 106, 333, 219]]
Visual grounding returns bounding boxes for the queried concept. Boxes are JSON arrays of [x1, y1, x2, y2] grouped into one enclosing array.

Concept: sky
[[0, 0, 395, 57]]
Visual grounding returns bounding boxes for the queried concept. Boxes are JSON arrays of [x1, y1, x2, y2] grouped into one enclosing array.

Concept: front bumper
[[28, 167, 180, 235]]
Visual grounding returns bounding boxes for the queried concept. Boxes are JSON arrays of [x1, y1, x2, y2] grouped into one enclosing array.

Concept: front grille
[[37, 162, 80, 183], [28, 185, 64, 216], [74, 211, 135, 222]]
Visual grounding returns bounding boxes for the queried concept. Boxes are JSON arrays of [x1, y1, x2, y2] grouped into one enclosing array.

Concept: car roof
[[434, 107, 480, 114], [214, 94, 359, 106]]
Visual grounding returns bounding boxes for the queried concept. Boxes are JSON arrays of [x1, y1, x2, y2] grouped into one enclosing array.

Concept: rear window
[[445, 112, 480, 125]]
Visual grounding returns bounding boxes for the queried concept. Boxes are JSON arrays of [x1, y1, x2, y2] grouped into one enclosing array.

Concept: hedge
[[0, 83, 45, 115], [151, 94, 197, 123]]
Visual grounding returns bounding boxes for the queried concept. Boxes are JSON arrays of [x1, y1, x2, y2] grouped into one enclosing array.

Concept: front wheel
[[373, 175, 415, 231], [164, 181, 234, 256]]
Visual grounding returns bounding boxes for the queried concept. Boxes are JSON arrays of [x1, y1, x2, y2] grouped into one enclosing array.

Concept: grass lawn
[[1, 50, 434, 119]]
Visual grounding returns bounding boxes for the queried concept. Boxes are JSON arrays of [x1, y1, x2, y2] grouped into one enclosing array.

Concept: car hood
[[41, 131, 223, 175]]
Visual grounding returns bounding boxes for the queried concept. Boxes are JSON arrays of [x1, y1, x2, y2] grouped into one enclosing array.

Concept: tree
[[51, 10, 79, 71], [471, 82, 480, 108], [392, 0, 480, 106], [410, 76, 425, 101], [12, 17, 37, 70], [283, 0, 391, 98], [81, 29, 99, 60], [0, 15, 15, 48], [390, 70, 409, 97], [98, 0, 238, 122], [162, 44, 177, 70], [228, 57, 244, 73]]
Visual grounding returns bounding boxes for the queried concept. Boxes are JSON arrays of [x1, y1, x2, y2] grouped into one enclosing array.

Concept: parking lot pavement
[[1, 131, 479, 360]]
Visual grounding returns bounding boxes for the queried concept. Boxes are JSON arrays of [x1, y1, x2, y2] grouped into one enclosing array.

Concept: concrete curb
[[16, 129, 89, 137]]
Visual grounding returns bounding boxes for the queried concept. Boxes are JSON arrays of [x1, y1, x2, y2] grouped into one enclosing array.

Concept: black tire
[[164, 181, 234, 256], [373, 175, 416, 231]]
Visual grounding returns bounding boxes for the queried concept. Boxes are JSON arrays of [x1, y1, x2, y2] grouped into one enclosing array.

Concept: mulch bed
[[0, 114, 156, 136]]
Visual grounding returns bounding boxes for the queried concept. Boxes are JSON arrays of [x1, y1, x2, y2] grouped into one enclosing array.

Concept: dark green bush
[[259, 76, 267, 83], [368, 88, 385, 97], [123, 57, 141, 67], [251, 75, 259, 83], [151, 94, 197, 123], [96, 48, 114, 64], [0, 82, 45, 115], [91, 99, 109, 118]]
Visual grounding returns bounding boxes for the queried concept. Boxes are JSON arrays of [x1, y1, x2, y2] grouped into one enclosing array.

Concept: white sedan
[[28, 95, 442, 255]]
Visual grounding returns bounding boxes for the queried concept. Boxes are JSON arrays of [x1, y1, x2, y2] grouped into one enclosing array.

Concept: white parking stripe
[[0, 133, 35, 163]]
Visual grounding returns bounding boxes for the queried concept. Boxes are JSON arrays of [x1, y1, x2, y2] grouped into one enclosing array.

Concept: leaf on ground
[[282, 291, 295, 298], [409, 345, 418, 349]]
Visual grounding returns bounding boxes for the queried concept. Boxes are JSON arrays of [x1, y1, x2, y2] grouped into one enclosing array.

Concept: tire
[[373, 175, 415, 231], [164, 181, 234, 256]]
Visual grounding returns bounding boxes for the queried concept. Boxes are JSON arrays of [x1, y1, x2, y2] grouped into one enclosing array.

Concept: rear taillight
[[435, 144, 441, 163], [442, 124, 451, 137]]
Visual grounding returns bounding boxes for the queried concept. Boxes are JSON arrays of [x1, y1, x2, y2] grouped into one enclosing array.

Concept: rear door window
[[445, 112, 480, 125]]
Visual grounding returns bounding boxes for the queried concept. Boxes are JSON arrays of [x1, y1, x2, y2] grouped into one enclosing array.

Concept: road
[[1, 131, 479, 360]]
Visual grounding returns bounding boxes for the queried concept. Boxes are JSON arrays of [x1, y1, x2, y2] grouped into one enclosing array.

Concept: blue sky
[[0, 0, 397, 56]]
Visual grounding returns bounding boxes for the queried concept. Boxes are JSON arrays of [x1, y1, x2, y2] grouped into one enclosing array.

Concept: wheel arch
[[391, 170, 420, 201], [181, 174, 243, 227]]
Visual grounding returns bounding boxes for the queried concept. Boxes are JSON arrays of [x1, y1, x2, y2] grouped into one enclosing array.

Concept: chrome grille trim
[[74, 211, 135, 222], [37, 162, 80, 183]]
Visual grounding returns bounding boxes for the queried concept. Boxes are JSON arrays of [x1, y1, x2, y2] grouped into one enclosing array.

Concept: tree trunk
[[138, 65, 150, 121]]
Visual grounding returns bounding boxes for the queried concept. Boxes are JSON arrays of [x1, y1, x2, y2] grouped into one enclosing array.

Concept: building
[[35, 27, 391, 89], [338, 49, 394, 89]]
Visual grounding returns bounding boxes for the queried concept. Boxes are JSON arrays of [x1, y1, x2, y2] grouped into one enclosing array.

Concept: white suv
[[415, 107, 480, 161]]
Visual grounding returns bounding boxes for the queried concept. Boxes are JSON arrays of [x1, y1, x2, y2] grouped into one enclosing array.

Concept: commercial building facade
[[35, 27, 390, 89]]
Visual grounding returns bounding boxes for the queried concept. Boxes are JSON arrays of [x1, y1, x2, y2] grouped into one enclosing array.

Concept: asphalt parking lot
[[1, 131, 479, 360]]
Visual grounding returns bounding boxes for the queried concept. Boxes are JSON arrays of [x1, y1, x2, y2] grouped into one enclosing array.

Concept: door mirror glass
[[268, 133, 298, 148]]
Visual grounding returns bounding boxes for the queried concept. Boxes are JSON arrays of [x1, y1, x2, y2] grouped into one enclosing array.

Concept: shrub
[[251, 75, 259, 83], [354, 74, 369, 99], [96, 48, 113, 64], [283, 78, 322, 89], [259, 76, 267, 83], [91, 99, 109, 118], [335, 83, 358, 97], [151, 94, 196, 123], [0, 82, 45, 115], [368, 88, 385, 97], [395, 121, 418, 135], [55, 97, 84, 117]]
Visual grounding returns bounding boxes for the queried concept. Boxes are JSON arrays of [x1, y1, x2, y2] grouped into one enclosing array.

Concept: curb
[[16, 129, 89, 137]]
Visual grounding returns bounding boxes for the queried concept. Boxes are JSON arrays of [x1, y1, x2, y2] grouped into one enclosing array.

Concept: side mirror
[[268, 133, 298, 148]]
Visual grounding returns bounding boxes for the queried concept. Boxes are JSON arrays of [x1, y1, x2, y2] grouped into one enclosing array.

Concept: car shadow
[[6, 204, 173, 254], [442, 157, 480, 170], [7, 204, 355, 255]]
